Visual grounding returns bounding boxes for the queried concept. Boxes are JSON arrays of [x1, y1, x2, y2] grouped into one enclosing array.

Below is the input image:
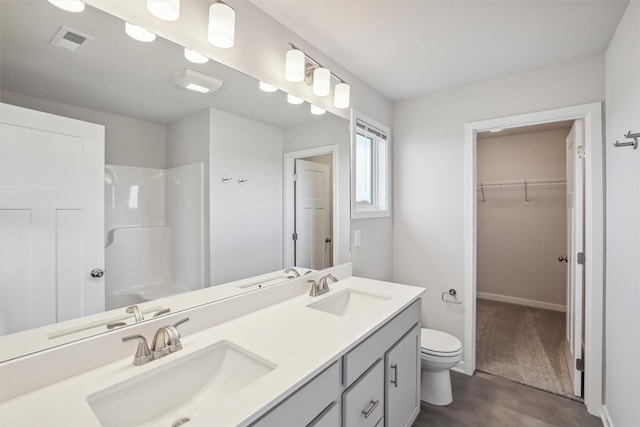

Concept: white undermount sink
[[306, 288, 391, 317], [87, 341, 276, 426]]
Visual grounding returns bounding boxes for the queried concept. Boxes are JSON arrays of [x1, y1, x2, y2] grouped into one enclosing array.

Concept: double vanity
[[0, 265, 424, 426]]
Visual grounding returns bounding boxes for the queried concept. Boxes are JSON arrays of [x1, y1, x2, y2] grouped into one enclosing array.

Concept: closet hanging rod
[[477, 177, 566, 189]]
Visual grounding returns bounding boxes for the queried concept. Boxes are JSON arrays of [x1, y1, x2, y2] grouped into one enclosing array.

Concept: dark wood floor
[[412, 371, 602, 427]]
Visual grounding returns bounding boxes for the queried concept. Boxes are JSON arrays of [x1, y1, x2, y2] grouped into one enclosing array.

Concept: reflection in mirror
[[0, 1, 350, 361]]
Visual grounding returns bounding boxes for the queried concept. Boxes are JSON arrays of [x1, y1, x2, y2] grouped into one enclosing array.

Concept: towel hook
[[479, 183, 486, 203], [612, 131, 639, 149]]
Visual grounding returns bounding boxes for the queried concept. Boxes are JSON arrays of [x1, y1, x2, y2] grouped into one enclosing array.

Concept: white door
[[295, 159, 331, 270], [0, 103, 105, 335], [565, 119, 585, 397]]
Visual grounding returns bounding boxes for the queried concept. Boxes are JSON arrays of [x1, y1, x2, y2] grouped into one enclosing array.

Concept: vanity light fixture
[[259, 81, 278, 92], [125, 22, 156, 43], [184, 48, 209, 64], [47, 0, 85, 13], [310, 105, 326, 115], [285, 43, 351, 108], [208, 1, 235, 49], [334, 82, 351, 109], [172, 68, 223, 94], [147, 0, 179, 21], [287, 94, 304, 105]]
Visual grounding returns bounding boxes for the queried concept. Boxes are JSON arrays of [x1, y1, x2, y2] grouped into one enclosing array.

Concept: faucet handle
[[125, 305, 144, 322], [167, 317, 189, 352], [122, 334, 153, 366]]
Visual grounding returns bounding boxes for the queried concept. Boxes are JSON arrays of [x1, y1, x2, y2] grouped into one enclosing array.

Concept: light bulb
[[334, 82, 350, 109], [310, 105, 326, 115], [208, 2, 235, 48], [147, 0, 179, 21], [313, 67, 330, 97], [285, 49, 305, 83], [287, 94, 304, 105], [259, 81, 277, 92], [125, 22, 156, 43], [48, 0, 85, 13], [184, 48, 209, 64]]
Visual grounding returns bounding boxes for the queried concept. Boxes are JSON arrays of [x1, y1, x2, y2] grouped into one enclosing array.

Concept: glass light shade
[[287, 94, 304, 105], [184, 48, 209, 64], [312, 67, 331, 97], [125, 22, 156, 43], [208, 2, 235, 49], [310, 105, 326, 115], [285, 49, 305, 83], [147, 0, 179, 21], [259, 81, 277, 92], [334, 82, 350, 108], [48, 0, 85, 12]]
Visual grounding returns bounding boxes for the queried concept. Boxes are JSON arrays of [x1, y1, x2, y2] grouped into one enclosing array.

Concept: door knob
[[91, 268, 104, 278], [558, 256, 568, 263]]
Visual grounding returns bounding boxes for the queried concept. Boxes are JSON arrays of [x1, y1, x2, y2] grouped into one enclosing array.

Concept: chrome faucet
[[284, 268, 300, 278], [126, 305, 144, 322], [122, 317, 189, 366], [318, 274, 338, 294]]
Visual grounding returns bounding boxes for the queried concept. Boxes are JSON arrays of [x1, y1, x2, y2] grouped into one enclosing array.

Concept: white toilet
[[420, 328, 463, 406]]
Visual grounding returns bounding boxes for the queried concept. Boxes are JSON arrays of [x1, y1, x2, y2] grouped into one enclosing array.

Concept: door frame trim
[[463, 102, 604, 416], [283, 145, 340, 268]]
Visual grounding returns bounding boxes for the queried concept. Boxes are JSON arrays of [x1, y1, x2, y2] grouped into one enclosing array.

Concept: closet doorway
[[474, 120, 579, 399], [463, 102, 604, 416]]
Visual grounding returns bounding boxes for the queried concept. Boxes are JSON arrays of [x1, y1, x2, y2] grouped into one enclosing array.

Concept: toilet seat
[[420, 328, 462, 356]]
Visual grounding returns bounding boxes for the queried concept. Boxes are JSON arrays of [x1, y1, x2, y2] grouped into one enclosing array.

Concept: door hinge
[[577, 252, 586, 265], [292, 232, 298, 241], [577, 146, 585, 159], [576, 358, 584, 372], [292, 173, 298, 182]]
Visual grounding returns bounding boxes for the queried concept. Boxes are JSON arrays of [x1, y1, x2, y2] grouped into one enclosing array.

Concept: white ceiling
[[249, 0, 629, 102]]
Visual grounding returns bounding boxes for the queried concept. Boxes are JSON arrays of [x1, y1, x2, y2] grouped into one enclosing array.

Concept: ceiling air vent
[[50, 26, 93, 53]]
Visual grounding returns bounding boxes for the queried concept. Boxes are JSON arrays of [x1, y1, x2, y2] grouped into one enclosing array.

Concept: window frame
[[350, 110, 391, 219]]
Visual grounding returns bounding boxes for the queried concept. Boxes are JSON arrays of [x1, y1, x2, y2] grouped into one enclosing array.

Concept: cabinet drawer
[[343, 359, 384, 427], [343, 299, 420, 386], [308, 400, 340, 427], [250, 361, 341, 426]]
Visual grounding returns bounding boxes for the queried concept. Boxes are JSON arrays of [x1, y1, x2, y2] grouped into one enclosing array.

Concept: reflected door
[[0, 103, 105, 335], [295, 159, 330, 270], [565, 119, 585, 397]]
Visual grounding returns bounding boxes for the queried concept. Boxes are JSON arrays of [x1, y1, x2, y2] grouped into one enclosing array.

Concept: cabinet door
[[343, 359, 384, 427], [385, 325, 420, 427]]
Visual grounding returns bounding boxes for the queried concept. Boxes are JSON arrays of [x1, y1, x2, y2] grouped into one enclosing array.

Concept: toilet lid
[[420, 328, 462, 353]]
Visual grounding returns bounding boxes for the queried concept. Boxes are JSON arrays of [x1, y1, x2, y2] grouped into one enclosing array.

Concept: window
[[351, 111, 390, 218]]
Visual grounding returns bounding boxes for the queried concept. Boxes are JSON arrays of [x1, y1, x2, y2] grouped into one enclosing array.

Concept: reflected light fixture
[[285, 48, 305, 83], [259, 81, 278, 92], [310, 105, 326, 115], [147, 0, 180, 21], [312, 67, 330, 97], [48, 0, 85, 13], [287, 94, 304, 105], [184, 48, 209, 64], [334, 82, 350, 109], [173, 68, 223, 94], [208, 1, 235, 49], [125, 22, 156, 42]]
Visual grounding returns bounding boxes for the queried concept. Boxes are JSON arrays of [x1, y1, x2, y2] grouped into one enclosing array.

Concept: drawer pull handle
[[390, 363, 398, 388], [361, 399, 379, 419]]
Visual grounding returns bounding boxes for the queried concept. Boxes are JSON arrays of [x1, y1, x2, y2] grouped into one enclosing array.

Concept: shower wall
[[104, 163, 204, 309]]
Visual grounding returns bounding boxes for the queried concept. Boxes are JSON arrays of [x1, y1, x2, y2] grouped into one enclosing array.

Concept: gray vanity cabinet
[[342, 359, 384, 426], [385, 325, 421, 427]]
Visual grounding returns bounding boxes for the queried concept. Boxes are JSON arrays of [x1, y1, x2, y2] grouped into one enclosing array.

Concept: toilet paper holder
[[441, 289, 462, 304]]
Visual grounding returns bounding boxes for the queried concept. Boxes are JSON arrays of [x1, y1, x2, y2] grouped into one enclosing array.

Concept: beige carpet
[[475, 299, 577, 399]]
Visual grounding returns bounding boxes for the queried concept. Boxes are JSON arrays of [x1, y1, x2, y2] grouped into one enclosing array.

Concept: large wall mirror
[[0, 1, 351, 361]]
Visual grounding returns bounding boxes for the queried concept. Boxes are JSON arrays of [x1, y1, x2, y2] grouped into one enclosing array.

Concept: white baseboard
[[601, 405, 613, 427], [477, 292, 566, 312]]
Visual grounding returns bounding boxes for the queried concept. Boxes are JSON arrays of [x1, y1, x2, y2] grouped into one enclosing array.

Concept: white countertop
[[0, 276, 423, 426]]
